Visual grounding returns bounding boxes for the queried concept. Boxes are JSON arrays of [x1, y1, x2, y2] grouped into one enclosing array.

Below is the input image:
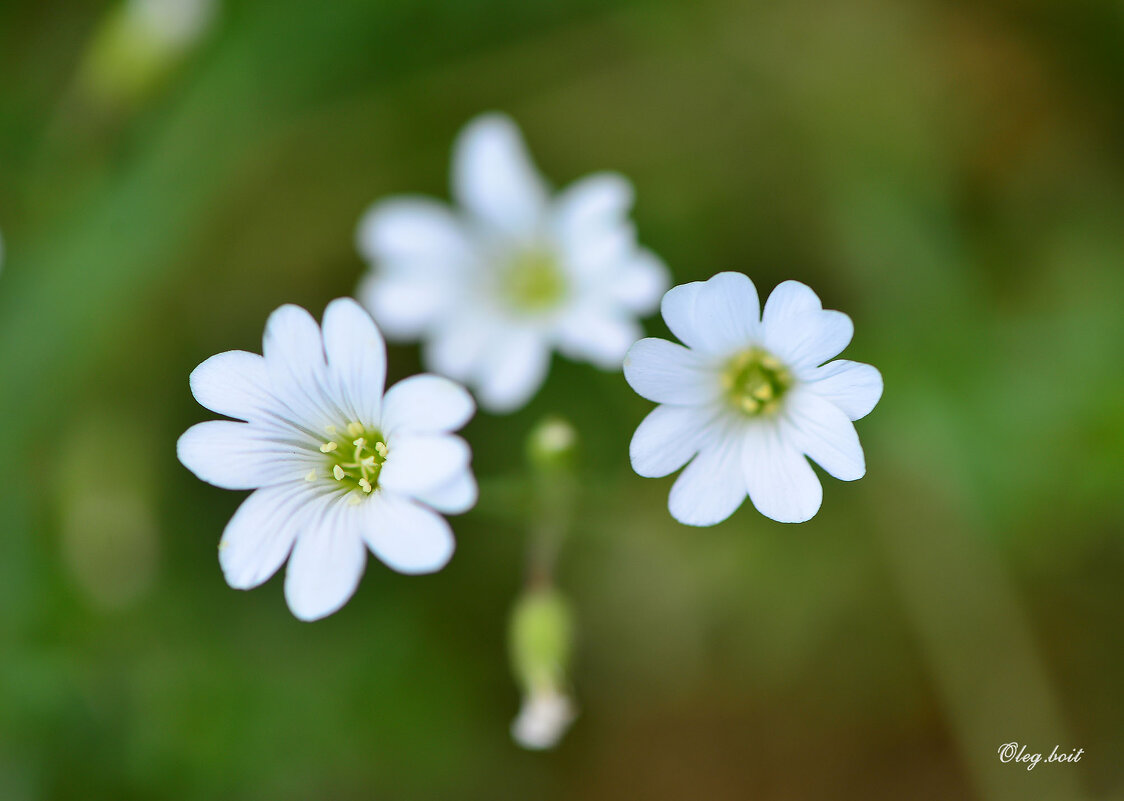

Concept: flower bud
[[78, 0, 217, 106], [508, 586, 576, 749], [525, 415, 578, 473], [509, 586, 573, 690]]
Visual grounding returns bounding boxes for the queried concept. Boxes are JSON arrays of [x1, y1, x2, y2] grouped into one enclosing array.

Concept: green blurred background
[[1, 0, 1122, 798]]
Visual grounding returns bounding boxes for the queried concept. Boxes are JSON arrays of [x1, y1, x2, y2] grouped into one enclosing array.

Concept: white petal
[[177, 421, 315, 490], [660, 272, 760, 354], [283, 499, 367, 621], [561, 222, 637, 280], [475, 329, 551, 413], [424, 311, 496, 383], [660, 280, 703, 350], [219, 483, 313, 589], [262, 304, 339, 428], [413, 469, 478, 515], [555, 304, 640, 370], [742, 424, 822, 523], [690, 272, 761, 353], [321, 298, 386, 427], [553, 172, 634, 243], [357, 272, 454, 340], [553, 172, 639, 280], [452, 113, 548, 234], [761, 280, 822, 327], [381, 374, 475, 435], [806, 360, 883, 420], [355, 196, 471, 265], [354, 198, 469, 340], [783, 389, 866, 480], [764, 308, 854, 372], [361, 492, 455, 574], [189, 350, 275, 423], [623, 338, 720, 406], [607, 249, 670, 314], [629, 404, 715, 478], [379, 434, 471, 496], [668, 435, 746, 526]]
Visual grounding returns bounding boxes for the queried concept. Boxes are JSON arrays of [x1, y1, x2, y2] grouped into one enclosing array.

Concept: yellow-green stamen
[[501, 249, 566, 312], [721, 348, 793, 417], [319, 423, 388, 497]]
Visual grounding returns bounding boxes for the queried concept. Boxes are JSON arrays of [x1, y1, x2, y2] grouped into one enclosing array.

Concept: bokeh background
[[1, 0, 1122, 798]]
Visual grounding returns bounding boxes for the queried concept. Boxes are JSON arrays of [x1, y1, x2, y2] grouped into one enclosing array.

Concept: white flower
[[356, 113, 669, 413], [511, 686, 576, 750], [177, 298, 477, 621], [624, 273, 883, 525]]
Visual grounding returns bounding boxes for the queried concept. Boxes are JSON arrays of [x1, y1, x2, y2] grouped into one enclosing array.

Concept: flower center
[[309, 421, 388, 498], [721, 348, 793, 416], [501, 249, 566, 312]]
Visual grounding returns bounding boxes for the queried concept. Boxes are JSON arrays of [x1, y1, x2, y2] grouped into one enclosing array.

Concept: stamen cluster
[[721, 348, 792, 416], [312, 421, 389, 499], [501, 249, 567, 313]]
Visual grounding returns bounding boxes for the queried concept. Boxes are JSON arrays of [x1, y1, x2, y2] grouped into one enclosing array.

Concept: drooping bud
[[508, 586, 576, 750]]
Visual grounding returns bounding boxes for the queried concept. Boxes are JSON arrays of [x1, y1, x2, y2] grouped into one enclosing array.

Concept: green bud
[[508, 586, 574, 694], [78, 0, 216, 107], [525, 415, 578, 473]]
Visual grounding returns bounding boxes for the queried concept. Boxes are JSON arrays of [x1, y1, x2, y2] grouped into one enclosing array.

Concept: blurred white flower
[[512, 686, 576, 750], [357, 113, 669, 413], [624, 273, 883, 525], [177, 298, 476, 621]]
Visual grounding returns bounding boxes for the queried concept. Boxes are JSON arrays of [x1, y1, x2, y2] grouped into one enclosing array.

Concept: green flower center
[[310, 422, 388, 499], [501, 249, 566, 312], [721, 348, 793, 416]]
